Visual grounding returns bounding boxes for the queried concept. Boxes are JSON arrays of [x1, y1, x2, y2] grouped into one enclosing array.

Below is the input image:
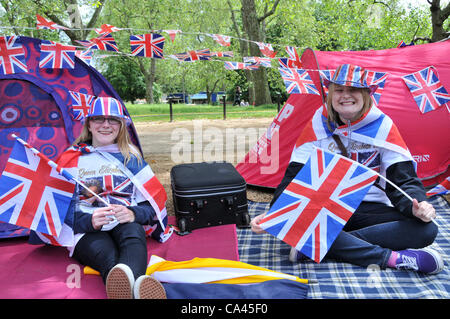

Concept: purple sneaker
[[395, 248, 444, 275]]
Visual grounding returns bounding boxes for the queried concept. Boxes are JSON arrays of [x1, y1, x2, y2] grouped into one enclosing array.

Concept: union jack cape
[[32, 144, 172, 248], [294, 104, 413, 161]]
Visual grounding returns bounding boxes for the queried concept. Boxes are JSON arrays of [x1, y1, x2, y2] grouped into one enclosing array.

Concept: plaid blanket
[[237, 196, 450, 299]]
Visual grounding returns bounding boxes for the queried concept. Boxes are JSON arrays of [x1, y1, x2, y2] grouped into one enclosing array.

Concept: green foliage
[[101, 56, 146, 103]]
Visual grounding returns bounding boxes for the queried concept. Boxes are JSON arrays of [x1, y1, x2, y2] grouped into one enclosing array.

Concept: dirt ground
[[134, 118, 276, 216]]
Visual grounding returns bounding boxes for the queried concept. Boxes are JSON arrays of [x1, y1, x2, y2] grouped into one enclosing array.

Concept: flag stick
[[313, 146, 439, 226], [11, 134, 110, 207]]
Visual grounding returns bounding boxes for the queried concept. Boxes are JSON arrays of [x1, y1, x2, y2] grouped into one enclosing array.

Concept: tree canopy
[[0, 0, 448, 104]]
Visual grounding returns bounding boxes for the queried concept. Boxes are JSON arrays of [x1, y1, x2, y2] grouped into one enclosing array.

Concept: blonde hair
[[73, 117, 143, 165], [325, 83, 373, 128]]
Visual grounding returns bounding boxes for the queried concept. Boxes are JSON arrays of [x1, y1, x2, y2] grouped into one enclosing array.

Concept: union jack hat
[[322, 64, 378, 95], [87, 96, 130, 124]]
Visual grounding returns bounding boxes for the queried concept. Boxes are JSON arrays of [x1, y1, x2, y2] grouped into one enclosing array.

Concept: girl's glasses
[[90, 116, 121, 125]]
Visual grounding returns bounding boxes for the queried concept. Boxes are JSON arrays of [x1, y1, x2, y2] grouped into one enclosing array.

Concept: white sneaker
[[106, 264, 135, 299], [134, 275, 167, 299]]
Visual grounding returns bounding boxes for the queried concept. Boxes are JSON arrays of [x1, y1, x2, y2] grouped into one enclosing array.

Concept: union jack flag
[[39, 40, 76, 69], [0, 36, 28, 75], [256, 42, 277, 58], [163, 29, 181, 42], [243, 56, 272, 68], [365, 71, 388, 106], [77, 33, 119, 52], [95, 24, 122, 35], [224, 61, 259, 70], [284, 46, 302, 68], [319, 69, 335, 94], [211, 51, 234, 57], [402, 66, 450, 114], [210, 34, 231, 47], [426, 176, 450, 197], [279, 68, 320, 95], [130, 33, 165, 58], [69, 91, 96, 121], [36, 14, 68, 30], [260, 147, 378, 263], [172, 49, 211, 62], [0, 138, 75, 237], [75, 49, 93, 65]]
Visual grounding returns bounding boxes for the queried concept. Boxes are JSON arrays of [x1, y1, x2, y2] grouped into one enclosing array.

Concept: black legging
[[72, 222, 148, 284]]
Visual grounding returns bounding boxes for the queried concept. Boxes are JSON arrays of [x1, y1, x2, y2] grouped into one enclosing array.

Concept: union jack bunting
[[243, 56, 272, 68], [77, 33, 119, 52], [75, 49, 93, 65], [279, 68, 320, 95], [365, 70, 388, 106], [284, 46, 302, 68], [211, 51, 234, 57], [259, 147, 378, 263], [69, 91, 96, 121], [256, 42, 277, 58], [0, 138, 75, 237], [95, 24, 122, 35], [278, 58, 301, 69], [402, 66, 450, 114], [171, 49, 211, 62], [224, 61, 259, 70], [210, 34, 231, 47], [39, 40, 76, 69], [130, 33, 165, 58], [163, 29, 181, 42], [36, 14, 68, 30], [0, 36, 28, 75]]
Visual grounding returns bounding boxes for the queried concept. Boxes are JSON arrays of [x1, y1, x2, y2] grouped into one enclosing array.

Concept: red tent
[[236, 40, 450, 188]]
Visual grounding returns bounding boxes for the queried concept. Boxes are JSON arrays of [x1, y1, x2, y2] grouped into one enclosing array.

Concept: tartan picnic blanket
[[237, 196, 450, 299]]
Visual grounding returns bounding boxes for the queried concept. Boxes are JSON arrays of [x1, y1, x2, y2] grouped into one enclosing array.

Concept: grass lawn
[[125, 103, 280, 122]]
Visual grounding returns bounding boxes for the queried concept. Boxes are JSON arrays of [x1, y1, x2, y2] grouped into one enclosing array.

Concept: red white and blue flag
[[256, 42, 277, 58], [77, 33, 119, 52], [210, 34, 231, 47], [36, 14, 68, 30], [75, 49, 93, 65], [39, 40, 77, 69], [260, 147, 378, 263], [0, 36, 28, 75], [211, 51, 234, 57], [243, 56, 272, 68], [402, 66, 450, 114], [426, 176, 450, 197], [171, 49, 211, 62], [130, 33, 165, 58], [224, 61, 259, 70], [95, 24, 122, 35], [69, 91, 96, 121], [0, 138, 75, 237], [283, 46, 302, 68], [279, 68, 320, 95], [365, 70, 388, 106]]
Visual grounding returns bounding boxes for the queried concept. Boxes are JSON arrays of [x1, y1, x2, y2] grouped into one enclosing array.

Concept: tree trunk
[[240, 0, 274, 105], [430, 0, 450, 42]]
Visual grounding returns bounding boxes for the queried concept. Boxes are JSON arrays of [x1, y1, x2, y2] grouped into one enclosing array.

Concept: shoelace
[[396, 254, 419, 271]]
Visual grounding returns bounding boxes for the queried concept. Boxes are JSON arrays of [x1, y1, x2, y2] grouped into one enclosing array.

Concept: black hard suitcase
[[170, 162, 250, 235]]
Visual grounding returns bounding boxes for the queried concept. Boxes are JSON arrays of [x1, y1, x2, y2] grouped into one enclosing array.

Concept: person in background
[[233, 86, 242, 106], [251, 64, 443, 275]]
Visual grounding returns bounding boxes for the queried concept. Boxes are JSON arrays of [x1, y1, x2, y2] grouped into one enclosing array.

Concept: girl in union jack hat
[[32, 96, 171, 298], [251, 64, 443, 275]]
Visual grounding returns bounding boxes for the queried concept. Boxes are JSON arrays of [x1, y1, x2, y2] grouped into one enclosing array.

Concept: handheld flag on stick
[[259, 147, 379, 263], [0, 135, 76, 236]]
